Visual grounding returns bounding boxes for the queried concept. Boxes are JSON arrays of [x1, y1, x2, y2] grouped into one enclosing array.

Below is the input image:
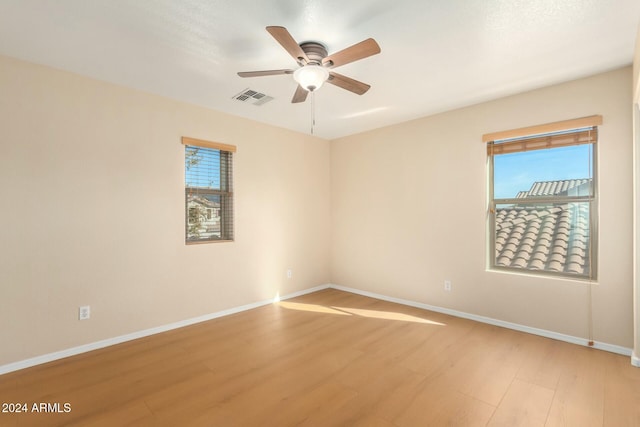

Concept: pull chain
[[310, 90, 316, 135]]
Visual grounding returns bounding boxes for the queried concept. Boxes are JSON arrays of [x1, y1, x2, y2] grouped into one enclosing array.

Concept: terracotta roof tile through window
[[494, 180, 592, 276]]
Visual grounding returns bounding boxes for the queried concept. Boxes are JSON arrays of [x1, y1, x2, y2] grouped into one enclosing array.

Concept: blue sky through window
[[493, 145, 592, 199], [185, 146, 221, 189]]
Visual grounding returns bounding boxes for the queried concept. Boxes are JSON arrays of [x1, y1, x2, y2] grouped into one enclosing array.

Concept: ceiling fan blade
[[327, 72, 371, 95], [291, 85, 309, 103], [237, 69, 294, 78], [266, 26, 309, 65], [322, 38, 380, 69]]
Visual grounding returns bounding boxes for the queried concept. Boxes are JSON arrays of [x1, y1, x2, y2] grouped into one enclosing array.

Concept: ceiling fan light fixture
[[293, 65, 329, 92]]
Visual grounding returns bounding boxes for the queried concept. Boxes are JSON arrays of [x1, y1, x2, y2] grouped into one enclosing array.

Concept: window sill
[[186, 239, 234, 245], [487, 266, 598, 285]]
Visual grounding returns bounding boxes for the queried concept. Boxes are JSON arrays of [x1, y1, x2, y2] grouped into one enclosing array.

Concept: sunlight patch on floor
[[332, 306, 446, 325], [277, 301, 445, 325], [278, 301, 351, 315]]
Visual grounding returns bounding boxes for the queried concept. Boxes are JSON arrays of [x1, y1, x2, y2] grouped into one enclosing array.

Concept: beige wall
[[331, 67, 634, 348], [635, 25, 640, 102], [0, 55, 331, 366], [633, 25, 640, 364]]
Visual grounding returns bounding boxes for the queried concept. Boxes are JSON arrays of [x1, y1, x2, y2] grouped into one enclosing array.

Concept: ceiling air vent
[[232, 88, 274, 106]]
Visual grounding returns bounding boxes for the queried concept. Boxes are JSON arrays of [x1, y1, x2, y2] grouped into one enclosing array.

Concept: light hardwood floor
[[1, 288, 639, 426]]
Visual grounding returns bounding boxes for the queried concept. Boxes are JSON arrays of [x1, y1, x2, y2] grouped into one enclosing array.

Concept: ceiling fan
[[238, 26, 381, 103]]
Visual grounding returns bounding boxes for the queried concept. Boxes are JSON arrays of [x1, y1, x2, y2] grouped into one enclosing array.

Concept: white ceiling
[[0, 0, 639, 139]]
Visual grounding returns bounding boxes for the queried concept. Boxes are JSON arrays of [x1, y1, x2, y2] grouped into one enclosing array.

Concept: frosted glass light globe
[[293, 65, 329, 92]]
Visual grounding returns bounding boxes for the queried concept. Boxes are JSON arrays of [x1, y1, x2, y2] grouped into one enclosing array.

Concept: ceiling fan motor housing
[[299, 42, 328, 65]]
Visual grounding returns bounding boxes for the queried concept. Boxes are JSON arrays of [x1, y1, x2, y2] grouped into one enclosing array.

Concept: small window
[[486, 117, 600, 279], [182, 137, 235, 243]]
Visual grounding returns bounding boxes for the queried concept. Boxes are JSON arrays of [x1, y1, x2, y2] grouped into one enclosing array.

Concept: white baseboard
[[632, 351, 640, 367], [0, 284, 331, 376], [329, 284, 634, 359]]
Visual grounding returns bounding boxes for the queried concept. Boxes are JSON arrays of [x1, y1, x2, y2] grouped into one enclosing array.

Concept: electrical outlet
[[444, 280, 452, 292], [286, 269, 293, 279], [79, 305, 90, 320]]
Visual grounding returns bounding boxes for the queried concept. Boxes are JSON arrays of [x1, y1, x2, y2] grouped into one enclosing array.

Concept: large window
[[485, 116, 601, 279], [182, 137, 235, 243]]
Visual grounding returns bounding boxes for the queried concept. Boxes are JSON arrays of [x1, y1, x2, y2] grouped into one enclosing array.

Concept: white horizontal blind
[[482, 115, 602, 143], [487, 127, 597, 155]]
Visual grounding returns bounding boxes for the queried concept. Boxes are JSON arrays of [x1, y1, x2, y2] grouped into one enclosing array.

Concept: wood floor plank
[[460, 328, 531, 406], [487, 378, 554, 427], [315, 354, 426, 426], [394, 379, 496, 427], [602, 354, 640, 426], [545, 345, 607, 427], [1, 288, 638, 426], [64, 399, 154, 427], [515, 333, 573, 391]]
